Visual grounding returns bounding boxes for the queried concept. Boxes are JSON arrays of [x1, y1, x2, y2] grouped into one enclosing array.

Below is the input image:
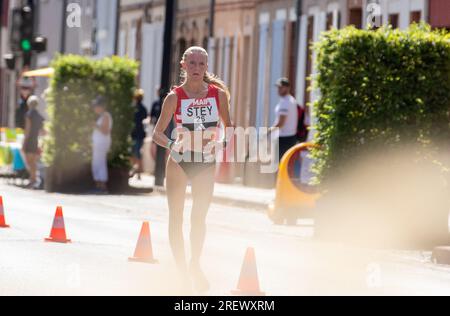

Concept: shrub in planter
[[311, 24, 450, 248], [311, 23, 450, 185], [43, 55, 138, 193]]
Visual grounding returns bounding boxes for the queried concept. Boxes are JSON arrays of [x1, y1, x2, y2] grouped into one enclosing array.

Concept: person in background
[[147, 87, 165, 170], [16, 66, 37, 92], [16, 67, 37, 129], [38, 88, 51, 121], [149, 87, 163, 125], [269, 78, 299, 164], [16, 92, 30, 129], [130, 89, 148, 179], [22, 95, 44, 189], [91, 96, 113, 194]]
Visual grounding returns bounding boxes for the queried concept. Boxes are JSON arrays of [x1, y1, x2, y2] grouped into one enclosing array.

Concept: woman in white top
[[91, 96, 113, 194]]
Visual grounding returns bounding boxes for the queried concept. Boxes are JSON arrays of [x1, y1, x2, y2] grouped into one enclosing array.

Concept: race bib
[[181, 97, 219, 131]]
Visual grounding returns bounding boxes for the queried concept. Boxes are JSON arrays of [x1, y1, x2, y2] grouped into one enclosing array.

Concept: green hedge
[[311, 23, 450, 185], [43, 55, 139, 172]]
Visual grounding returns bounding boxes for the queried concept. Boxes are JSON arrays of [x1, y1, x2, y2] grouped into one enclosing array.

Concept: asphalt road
[[0, 181, 449, 296]]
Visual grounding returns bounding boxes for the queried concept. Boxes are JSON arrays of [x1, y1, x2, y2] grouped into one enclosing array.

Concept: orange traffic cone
[[231, 247, 265, 296], [45, 206, 71, 243], [0, 196, 10, 228], [129, 222, 158, 264]]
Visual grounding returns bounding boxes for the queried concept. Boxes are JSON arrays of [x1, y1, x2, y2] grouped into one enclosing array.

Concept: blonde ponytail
[[203, 72, 230, 103]]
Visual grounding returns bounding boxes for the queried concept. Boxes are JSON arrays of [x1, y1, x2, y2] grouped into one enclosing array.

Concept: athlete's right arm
[[152, 92, 177, 149]]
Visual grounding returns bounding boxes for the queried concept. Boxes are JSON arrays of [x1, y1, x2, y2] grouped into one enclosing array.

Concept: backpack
[[296, 104, 308, 143]]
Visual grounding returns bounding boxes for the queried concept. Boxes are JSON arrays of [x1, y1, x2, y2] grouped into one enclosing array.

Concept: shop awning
[[23, 67, 54, 78]]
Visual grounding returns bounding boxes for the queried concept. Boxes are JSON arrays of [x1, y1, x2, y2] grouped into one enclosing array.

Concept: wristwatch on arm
[[166, 139, 175, 150]]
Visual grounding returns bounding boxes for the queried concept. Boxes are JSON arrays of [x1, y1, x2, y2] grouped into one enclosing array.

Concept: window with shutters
[[389, 14, 399, 29]]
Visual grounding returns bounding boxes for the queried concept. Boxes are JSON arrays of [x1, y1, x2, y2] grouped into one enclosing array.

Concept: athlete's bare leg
[[166, 157, 190, 290], [189, 165, 215, 292]]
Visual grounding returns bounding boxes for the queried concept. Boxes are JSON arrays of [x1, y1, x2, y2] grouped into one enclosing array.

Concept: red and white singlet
[[173, 84, 221, 132]]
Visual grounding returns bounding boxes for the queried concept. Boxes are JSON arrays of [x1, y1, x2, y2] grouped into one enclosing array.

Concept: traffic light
[[20, 5, 34, 53], [9, 5, 37, 53], [9, 9, 22, 52], [3, 54, 16, 71], [7, 4, 47, 68], [33, 36, 47, 53]]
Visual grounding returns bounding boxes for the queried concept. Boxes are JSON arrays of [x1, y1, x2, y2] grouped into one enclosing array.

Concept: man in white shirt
[[269, 78, 299, 163]]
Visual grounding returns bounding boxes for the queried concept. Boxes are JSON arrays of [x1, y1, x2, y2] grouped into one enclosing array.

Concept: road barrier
[[268, 143, 320, 225]]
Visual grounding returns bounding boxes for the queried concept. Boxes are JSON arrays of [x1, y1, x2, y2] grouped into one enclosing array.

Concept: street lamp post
[[154, 0, 176, 187], [209, 0, 215, 38], [61, 0, 67, 53], [293, 0, 303, 97], [114, 0, 121, 55], [294, 0, 303, 65]]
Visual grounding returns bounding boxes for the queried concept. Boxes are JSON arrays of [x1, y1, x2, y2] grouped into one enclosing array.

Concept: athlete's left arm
[[218, 89, 233, 129], [217, 89, 234, 148]]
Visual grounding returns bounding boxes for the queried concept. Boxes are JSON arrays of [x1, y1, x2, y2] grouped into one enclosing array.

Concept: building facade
[[214, 0, 256, 132], [296, 0, 431, 138], [0, 0, 119, 129], [1, 0, 11, 126], [1, 0, 449, 185], [428, 0, 450, 29], [173, 0, 210, 85], [153, 0, 448, 185], [119, 0, 165, 107]]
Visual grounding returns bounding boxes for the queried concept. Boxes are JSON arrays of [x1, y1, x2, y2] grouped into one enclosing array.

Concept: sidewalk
[[130, 175, 275, 211]]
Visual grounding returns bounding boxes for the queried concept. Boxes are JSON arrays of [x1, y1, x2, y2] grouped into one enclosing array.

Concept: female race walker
[[153, 46, 233, 293]]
